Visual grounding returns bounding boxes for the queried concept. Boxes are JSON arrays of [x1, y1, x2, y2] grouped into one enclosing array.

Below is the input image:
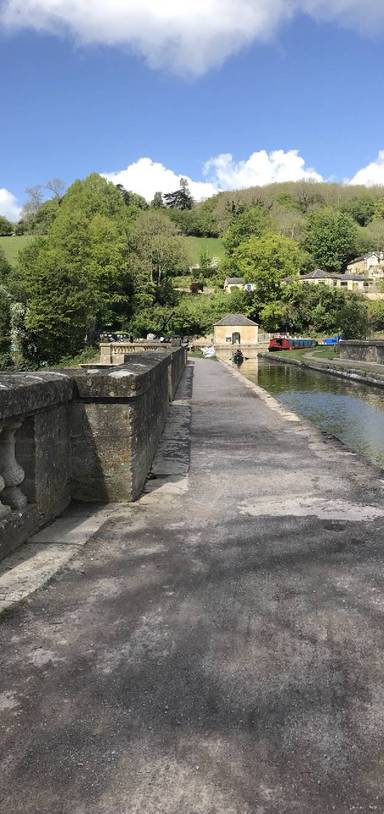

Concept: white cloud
[[104, 150, 323, 201], [204, 149, 323, 188], [349, 151, 384, 187], [103, 157, 217, 202], [1, 0, 384, 75], [0, 188, 21, 221]]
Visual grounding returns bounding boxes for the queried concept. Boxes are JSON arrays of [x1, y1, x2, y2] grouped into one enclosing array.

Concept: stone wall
[[0, 348, 186, 561], [100, 341, 181, 365], [340, 340, 384, 364]]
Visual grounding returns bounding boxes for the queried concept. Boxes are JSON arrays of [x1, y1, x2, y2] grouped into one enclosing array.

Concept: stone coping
[[0, 371, 73, 421], [340, 340, 384, 347], [0, 352, 177, 420]]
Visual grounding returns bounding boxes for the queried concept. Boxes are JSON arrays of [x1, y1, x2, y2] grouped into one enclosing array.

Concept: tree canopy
[[164, 178, 193, 210], [303, 208, 358, 272]]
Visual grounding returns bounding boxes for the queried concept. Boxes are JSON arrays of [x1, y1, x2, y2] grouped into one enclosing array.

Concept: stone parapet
[[340, 340, 384, 364], [100, 340, 181, 365], [0, 348, 186, 561]]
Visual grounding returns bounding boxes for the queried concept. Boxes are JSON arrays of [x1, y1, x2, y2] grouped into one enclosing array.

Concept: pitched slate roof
[[214, 313, 258, 327], [300, 269, 330, 279]]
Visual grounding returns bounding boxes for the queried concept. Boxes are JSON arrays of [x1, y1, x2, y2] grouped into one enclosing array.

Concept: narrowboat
[[268, 337, 317, 352]]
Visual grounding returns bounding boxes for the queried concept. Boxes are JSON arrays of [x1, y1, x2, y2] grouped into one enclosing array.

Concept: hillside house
[[285, 269, 371, 292], [224, 277, 245, 292], [347, 253, 384, 279]]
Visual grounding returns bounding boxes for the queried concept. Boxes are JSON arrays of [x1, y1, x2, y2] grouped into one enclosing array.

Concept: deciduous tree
[[303, 208, 358, 272]]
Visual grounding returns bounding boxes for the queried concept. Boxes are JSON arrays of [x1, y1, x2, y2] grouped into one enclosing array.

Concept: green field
[[0, 235, 33, 267], [182, 236, 224, 264], [1, 234, 224, 269]]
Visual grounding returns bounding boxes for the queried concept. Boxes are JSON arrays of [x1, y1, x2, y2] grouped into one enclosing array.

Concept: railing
[[100, 341, 181, 364], [0, 420, 27, 516], [0, 347, 187, 563]]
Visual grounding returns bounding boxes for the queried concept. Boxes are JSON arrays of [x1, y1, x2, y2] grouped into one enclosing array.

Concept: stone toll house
[[214, 313, 260, 359]]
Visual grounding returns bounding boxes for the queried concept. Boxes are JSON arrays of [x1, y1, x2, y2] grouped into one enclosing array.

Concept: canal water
[[240, 357, 384, 469]]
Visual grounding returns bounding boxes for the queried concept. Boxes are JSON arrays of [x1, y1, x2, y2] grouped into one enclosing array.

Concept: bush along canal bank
[[237, 355, 384, 470], [258, 348, 384, 390]]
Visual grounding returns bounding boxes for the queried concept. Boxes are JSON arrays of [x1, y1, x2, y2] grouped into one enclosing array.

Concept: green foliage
[[16, 174, 134, 364], [303, 208, 358, 272], [0, 216, 13, 236], [0, 248, 11, 282], [164, 178, 193, 211], [223, 206, 272, 255], [0, 288, 13, 368], [129, 210, 188, 309], [233, 233, 306, 304], [373, 197, 384, 221], [151, 192, 164, 209], [30, 198, 61, 234], [338, 293, 369, 339], [259, 302, 285, 332], [368, 300, 384, 333], [116, 185, 148, 211], [341, 195, 376, 226]]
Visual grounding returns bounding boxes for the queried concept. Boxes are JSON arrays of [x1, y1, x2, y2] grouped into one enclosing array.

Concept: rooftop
[[214, 313, 258, 327], [299, 270, 369, 282], [224, 277, 245, 285]]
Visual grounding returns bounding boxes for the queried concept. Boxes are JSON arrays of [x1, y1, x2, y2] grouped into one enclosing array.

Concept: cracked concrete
[[1, 359, 384, 812]]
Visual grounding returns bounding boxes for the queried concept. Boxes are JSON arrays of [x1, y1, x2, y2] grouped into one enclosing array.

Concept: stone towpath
[[2, 359, 384, 813]]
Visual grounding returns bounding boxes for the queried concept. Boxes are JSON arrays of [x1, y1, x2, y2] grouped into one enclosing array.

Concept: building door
[[232, 332, 240, 344]]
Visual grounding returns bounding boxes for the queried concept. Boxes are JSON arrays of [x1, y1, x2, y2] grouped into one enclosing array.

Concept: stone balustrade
[[100, 341, 181, 365], [0, 347, 186, 562]]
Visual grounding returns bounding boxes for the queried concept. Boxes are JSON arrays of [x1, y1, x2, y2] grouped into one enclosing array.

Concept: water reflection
[[241, 358, 384, 468]]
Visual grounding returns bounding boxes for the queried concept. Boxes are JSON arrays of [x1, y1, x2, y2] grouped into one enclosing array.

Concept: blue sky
[[1, 0, 384, 218]]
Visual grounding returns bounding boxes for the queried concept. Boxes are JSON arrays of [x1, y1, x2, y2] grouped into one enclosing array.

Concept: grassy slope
[[0, 235, 33, 266], [1, 235, 224, 268], [268, 347, 341, 362], [183, 236, 224, 264]]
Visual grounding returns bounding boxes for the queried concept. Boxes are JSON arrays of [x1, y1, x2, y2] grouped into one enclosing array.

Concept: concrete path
[[2, 359, 384, 813]]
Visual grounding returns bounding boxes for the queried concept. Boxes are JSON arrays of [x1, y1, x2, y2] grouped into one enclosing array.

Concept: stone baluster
[[0, 425, 11, 520], [0, 421, 27, 511]]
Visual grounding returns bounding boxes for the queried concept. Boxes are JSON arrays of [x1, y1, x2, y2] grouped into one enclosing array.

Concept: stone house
[[347, 252, 384, 278], [287, 269, 372, 293], [214, 314, 259, 357], [224, 277, 245, 292]]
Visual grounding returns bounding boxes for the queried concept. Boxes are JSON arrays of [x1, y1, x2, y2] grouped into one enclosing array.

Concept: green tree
[[16, 174, 134, 364], [259, 302, 286, 332], [303, 208, 358, 272], [341, 195, 375, 226], [31, 198, 61, 234], [0, 216, 13, 236], [0, 288, 13, 368], [338, 293, 369, 339], [368, 300, 384, 333], [151, 192, 164, 208], [164, 178, 193, 210], [233, 233, 305, 304], [223, 206, 272, 255], [116, 185, 148, 211], [0, 248, 11, 282], [129, 210, 188, 309]]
